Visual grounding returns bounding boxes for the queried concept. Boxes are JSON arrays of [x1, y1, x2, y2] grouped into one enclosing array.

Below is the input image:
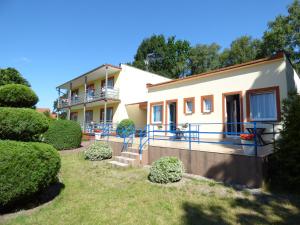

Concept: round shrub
[[0, 107, 49, 141], [0, 84, 38, 108], [0, 140, 61, 207], [42, 120, 82, 150], [149, 157, 184, 184], [116, 119, 135, 137], [84, 142, 112, 161]]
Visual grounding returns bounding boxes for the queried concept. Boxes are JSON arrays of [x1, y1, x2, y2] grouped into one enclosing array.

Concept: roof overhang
[[57, 64, 121, 89]]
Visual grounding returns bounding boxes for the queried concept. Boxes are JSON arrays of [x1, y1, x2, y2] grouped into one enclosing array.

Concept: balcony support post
[[105, 65, 108, 99], [104, 101, 107, 126], [83, 104, 86, 133], [84, 76, 87, 102], [68, 82, 72, 107], [57, 88, 60, 120]]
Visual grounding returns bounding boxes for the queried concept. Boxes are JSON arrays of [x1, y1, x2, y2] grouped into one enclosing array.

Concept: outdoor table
[[246, 127, 266, 146]]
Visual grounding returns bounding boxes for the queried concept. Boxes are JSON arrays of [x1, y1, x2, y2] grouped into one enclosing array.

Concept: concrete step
[[121, 151, 139, 160], [108, 160, 129, 168], [115, 156, 136, 165]]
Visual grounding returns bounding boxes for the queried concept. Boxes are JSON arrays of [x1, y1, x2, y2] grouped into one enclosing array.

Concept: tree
[[53, 99, 67, 119], [220, 36, 262, 67], [0, 68, 30, 87], [132, 35, 191, 78], [189, 43, 221, 74], [268, 92, 300, 192], [261, 0, 300, 72]]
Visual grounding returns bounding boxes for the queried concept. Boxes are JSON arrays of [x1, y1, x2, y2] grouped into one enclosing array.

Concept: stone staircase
[[108, 142, 141, 167]]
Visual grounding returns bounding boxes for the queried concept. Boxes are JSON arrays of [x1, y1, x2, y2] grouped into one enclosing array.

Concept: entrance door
[[225, 94, 241, 136], [168, 102, 177, 131]]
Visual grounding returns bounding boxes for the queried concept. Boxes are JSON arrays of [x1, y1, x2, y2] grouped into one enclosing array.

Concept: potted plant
[[157, 124, 163, 130], [240, 133, 255, 155]]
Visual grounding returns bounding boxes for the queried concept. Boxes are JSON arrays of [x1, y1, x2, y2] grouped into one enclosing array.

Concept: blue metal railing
[[84, 121, 278, 161]]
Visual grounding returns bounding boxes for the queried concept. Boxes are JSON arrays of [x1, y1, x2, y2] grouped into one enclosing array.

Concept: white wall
[[147, 58, 288, 139], [112, 64, 171, 124]]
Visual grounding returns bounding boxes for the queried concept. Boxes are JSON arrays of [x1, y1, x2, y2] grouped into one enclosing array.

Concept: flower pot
[[95, 132, 102, 140], [241, 139, 255, 155]]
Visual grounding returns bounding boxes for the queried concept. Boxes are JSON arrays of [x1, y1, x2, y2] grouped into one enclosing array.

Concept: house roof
[[146, 51, 285, 89]]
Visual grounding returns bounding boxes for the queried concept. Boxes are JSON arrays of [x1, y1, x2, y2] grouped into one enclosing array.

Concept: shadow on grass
[[182, 193, 300, 225], [0, 182, 65, 215]]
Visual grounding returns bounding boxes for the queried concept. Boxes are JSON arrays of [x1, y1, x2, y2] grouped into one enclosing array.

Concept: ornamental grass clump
[[149, 157, 184, 184], [84, 142, 112, 161]]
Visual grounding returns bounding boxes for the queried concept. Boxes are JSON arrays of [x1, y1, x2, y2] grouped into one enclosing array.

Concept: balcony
[[58, 88, 119, 108]]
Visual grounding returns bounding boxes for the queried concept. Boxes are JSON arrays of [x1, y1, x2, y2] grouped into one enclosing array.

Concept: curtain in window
[[204, 99, 212, 112], [85, 111, 93, 123], [153, 105, 162, 122], [250, 92, 276, 120], [186, 101, 193, 113]]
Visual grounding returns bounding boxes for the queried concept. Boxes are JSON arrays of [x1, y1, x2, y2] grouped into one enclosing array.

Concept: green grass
[[2, 151, 300, 225]]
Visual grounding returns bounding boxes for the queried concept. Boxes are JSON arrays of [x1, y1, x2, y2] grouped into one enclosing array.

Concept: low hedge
[[0, 140, 61, 207], [116, 119, 135, 137], [149, 157, 184, 184], [84, 142, 112, 161], [42, 120, 82, 150], [0, 107, 49, 141], [0, 84, 38, 108]]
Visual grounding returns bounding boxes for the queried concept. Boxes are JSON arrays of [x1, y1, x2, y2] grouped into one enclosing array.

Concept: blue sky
[[0, 0, 292, 109]]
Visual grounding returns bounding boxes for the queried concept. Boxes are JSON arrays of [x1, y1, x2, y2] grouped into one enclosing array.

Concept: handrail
[[58, 88, 120, 108], [139, 125, 149, 160]]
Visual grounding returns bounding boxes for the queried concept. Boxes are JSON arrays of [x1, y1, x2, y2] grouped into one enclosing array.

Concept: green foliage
[[0, 107, 49, 141], [269, 92, 300, 192], [84, 142, 112, 161], [116, 119, 135, 137], [0, 84, 38, 108], [189, 43, 221, 74], [132, 34, 191, 78], [149, 157, 184, 184], [220, 36, 262, 67], [0, 140, 61, 207], [0, 67, 30, 87], [261, 0, 300, 72], [42, 120, 82, 150]]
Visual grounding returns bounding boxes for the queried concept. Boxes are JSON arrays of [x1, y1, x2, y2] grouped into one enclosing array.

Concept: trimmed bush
[[84, 142, 112, 161], [42, 120, 82, 150], [149, 157, 184, 184], [0, 84, 38, 108], [0, 107, 49, 141], [0, 140, 61, 207], [116, 119, 135, 137]]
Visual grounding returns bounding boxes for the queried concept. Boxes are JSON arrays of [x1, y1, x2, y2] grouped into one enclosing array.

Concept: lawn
[[1, 151, 300, 225]]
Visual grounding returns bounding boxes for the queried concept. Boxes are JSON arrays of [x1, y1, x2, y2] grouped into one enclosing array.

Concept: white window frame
[[249, 91, 277, 121], [152, 104, 163, 124]]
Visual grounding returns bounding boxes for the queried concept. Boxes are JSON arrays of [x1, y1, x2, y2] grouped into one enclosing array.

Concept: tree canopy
[[132, 35, 191, 79], [131, 0, 300, 78], [0, 68, 30, 87]]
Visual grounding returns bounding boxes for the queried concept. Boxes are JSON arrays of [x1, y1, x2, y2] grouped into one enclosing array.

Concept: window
[[151, 102, 164, 124], [201, 95, 214, 113], [86, 84, 95, 100], [70, 112, 78, 122], [153, 105, 163, 122], [247, 87, 280, 121], [101, 77, 114, 89], [85, 110, 93, 123], [184, 97, 195, 115], [100, 107, 113, 123]]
